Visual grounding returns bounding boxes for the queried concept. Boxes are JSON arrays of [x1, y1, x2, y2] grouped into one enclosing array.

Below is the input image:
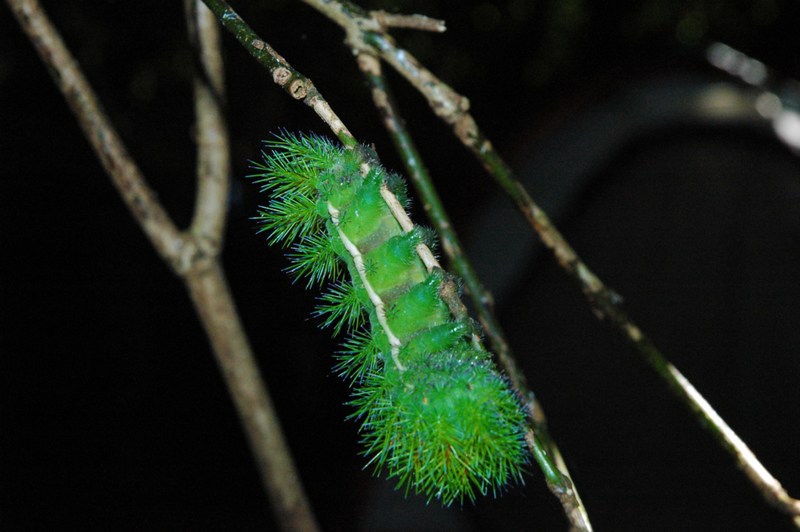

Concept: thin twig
[[7, 1, 321, 530], [6, 0, 184, 269], [186, 0, 230, 249], [199, 0, 356, 148], [369, 10, 446, 32]]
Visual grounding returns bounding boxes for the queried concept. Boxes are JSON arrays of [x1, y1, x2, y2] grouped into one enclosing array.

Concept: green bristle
[[334, 329, 380, 383], [286, 232, 340, 287], [253, 193, 319, 246], [314, 281, 364, 335]]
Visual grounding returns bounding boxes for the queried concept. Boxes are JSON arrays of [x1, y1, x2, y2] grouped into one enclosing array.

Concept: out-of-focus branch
[[7, 1, 320, 530], [182, 258, 320, 532], [368, 10, 446, 32], [184, 3, 320, 531], [6, 0, 185, 269], [186, 0, 230, 250]]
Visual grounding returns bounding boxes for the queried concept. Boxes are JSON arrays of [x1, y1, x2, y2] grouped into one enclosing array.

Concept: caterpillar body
[[252, 133, 528, 505]]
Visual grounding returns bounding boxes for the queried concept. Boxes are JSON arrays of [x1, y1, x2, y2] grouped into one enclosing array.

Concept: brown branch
[[184, 3, 320, 531], [186, 0, 230, 251], [182, 260, 319, 532], [6, 0, 185, 270], [369, 10, 446, 32], [7, 1, 320, 530]]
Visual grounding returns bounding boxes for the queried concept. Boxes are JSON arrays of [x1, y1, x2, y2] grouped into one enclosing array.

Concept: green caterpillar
[[251, 132, 528, 505]]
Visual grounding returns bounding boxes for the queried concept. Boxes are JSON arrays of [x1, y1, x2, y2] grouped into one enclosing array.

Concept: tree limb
[[7, 1, 321, 530]]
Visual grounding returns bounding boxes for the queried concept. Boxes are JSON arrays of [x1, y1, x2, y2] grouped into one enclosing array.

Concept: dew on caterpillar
[[251, 132, 528, 505]]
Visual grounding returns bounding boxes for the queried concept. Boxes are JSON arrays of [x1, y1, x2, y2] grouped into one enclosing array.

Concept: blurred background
[[2, 0, 800, 530]]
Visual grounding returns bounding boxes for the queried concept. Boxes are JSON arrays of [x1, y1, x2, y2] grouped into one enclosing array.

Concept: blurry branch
[[183, 3, 320, 531], [6, 1, 320, 531], [186, 0, 229, 247], [8, 0, 181, 262], [368, 10, 446, 32], [303, 1, 800, 525]]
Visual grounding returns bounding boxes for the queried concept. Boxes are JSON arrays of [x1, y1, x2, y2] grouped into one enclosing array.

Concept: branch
[[7, 1, 321, 530], [6, 0, 185, 270], [183, 3, 320, 531], [199, 0, 356, 148], [185, 0, 230, 250], [368, 10, 446, 32]]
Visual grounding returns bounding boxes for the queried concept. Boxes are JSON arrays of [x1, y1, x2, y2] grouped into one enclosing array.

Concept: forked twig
[[7, 1, 320, 531]]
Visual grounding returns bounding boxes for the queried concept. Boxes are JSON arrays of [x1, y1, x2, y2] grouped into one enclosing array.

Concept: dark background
[[3, 0, 800, 530]]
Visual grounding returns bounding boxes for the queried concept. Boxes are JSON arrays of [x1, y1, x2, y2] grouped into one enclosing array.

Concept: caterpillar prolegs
[[251, 133, 528, 504]]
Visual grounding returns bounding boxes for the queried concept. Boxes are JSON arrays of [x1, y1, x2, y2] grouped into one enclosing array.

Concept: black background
[[3, 1, 800, 530]]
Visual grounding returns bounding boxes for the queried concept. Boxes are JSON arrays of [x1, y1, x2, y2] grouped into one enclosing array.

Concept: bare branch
[[8, 1, 321, 530], [199, 0, 356, 147], [182, 260, 320, 532], [6, 0, 187, 271], [184, 4, 320, 530], [369, 10, 446, 32], [186, 0, 230, 252]]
